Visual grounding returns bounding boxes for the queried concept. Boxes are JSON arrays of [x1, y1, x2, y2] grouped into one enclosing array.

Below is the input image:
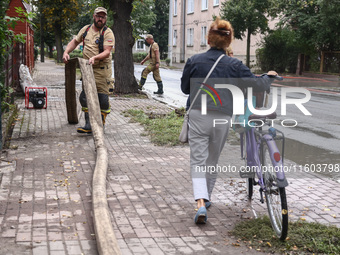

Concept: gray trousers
[[189, 109, 231, 201]]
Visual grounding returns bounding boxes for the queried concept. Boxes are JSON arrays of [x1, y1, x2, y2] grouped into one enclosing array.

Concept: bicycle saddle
[[248, 112, 277, 121]]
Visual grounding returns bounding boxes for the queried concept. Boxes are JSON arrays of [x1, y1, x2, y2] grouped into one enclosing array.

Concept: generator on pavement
[[25, 87, 48, 109]]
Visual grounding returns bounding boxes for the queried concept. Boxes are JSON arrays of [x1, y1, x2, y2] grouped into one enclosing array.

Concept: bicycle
[[239, 75, 289, 240]]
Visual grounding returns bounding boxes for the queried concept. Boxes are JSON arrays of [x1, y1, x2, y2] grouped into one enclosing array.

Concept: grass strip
[[124, 109, 185, 146], [231, 216, 340, 254], [124, 108, 241, 147]]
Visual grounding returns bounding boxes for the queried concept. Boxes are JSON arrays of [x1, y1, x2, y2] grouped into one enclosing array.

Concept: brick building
[[5, 0, 34, 91]]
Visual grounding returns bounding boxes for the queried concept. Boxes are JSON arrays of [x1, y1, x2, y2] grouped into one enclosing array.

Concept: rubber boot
[[153, 81, 164, 94], [139, 77, 146, 89], [101, 112, 107, 125], [100, 112, 107, 132], [77, 112, 92, 134]]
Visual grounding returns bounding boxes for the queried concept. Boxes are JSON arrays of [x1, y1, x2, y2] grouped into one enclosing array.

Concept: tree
[[149, 0, 169, 59], [274, 0, 340, 52], [39, 0, 81, 62], [131, 0, 156, 39], [70, 2, 94, 36], [0, 0, 12, 112], [220, 0, 271, 67], [257, 28, 301, 73], [104, 0, 139, 93], [33, 7, 55, 60], [102, 0, 167, 93]]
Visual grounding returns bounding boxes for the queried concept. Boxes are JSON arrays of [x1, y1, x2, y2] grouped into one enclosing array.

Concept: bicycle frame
[[259, 129, 288, 188], [241, 124, 288, 201], [239, 74, 289, 240]]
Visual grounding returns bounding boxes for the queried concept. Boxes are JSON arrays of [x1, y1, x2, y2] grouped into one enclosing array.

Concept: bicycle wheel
[[247, 178, 253, 200], [262, 143, 288, 240], [242, 133, 253, 200]]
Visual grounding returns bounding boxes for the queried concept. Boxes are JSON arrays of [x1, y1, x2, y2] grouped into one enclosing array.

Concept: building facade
[[132, 38, 147, 54], [169, 0, 264, 64]]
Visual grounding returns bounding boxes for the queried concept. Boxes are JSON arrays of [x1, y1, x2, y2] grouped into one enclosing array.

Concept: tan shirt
[[76, 24, 115, 66], [148, 42, 160, 64]]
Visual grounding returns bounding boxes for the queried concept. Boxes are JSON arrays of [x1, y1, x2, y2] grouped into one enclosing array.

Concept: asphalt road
[[133, 64, 340, 179]]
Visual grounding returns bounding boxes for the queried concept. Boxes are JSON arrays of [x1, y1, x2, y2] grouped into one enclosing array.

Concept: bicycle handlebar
[[261, 73, 283, 81], [268, 75, 283, 81]]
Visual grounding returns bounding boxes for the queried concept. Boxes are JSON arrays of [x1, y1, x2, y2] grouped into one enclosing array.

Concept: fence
[[1, 42, 25, 150], [4, 43, 26, 94], [320, 51, 340, 74], [300, 51, 340, 74]]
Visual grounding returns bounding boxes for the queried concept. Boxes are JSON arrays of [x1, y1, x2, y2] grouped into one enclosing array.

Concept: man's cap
[[145, 34, 153, 39], [94, 7, 107, 15]]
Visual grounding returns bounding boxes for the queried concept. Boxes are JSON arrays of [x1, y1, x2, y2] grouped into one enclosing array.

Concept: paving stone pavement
[[1, 59, 340, 255]]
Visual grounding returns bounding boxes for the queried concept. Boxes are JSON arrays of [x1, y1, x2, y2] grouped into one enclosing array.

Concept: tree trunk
[[246, 28, 251, 68], [40, 10, 45, 63], [109, 0, 138, 93], [54, 22, 63, 63], [48, 45, 53, 58]]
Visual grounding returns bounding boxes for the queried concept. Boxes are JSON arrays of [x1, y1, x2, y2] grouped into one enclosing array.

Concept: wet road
[[271, 78, 340, 179], [132, 64, 340, 179], [270, 78, 340, 154], [134, 64, 187, 108]]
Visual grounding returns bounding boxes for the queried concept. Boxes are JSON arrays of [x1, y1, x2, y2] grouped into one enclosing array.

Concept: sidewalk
[[1, 59, 340, 255]]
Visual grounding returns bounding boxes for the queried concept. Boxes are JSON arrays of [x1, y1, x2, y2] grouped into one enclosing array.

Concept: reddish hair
[[208, 17, 233, 50]]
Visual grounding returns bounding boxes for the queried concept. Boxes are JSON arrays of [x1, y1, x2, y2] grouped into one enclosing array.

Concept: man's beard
[[94, 18, 106, 29]]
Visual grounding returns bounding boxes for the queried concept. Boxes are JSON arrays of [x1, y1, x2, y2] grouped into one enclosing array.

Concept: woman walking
[[181, 17, 278, 224]]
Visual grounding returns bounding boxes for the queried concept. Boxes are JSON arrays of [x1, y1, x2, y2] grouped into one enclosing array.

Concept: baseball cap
[[145, 34, 153, 39], [94, 7, 107, 15]]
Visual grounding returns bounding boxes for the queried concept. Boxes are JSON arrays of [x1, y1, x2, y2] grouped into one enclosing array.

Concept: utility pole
[[181, 0, 186, 63], [40, 4, 45, 62], [0, 95, 2, 151], [168, 0, 173, 66]]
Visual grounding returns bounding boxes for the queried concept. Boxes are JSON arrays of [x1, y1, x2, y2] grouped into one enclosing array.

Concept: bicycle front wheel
[[242, 133, 254, 200], [247, 178, 254, 200], [262, 143, 288, 240]]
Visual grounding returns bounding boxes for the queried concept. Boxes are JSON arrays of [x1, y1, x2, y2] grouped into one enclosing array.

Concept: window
[[201, 26, 207, 45], [174, 0, 177, 16], [202, 0, 208, 10], [187, 0, 194, 14], [173, 30, 177, 46], [136, 39, 145, 50], [213, 0, 219, 6], [187, 28, 194, 46]]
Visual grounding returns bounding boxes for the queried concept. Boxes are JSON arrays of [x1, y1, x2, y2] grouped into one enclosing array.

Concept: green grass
[[231, 216, 340, 254], [124, 108, 242, 147], [2, 104, 18, 149], [227, 129, 240, 145], [124, 109, 185, 146], [112, 93, 148, 99]]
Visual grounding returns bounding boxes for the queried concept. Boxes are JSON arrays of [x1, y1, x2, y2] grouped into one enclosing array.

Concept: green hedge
[[257, 28, 300, 73], [133, 52, 148, 63], [53, 49, 83, 60], [69, 49, 83, 58]]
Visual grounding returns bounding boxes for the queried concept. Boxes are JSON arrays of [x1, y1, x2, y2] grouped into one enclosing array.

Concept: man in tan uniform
[[139, 34, 164, 94], [63, 7, 115, 133]]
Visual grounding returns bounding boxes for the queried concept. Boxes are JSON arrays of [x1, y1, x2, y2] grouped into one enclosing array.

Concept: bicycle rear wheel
[[262, 143, 288, 240]]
